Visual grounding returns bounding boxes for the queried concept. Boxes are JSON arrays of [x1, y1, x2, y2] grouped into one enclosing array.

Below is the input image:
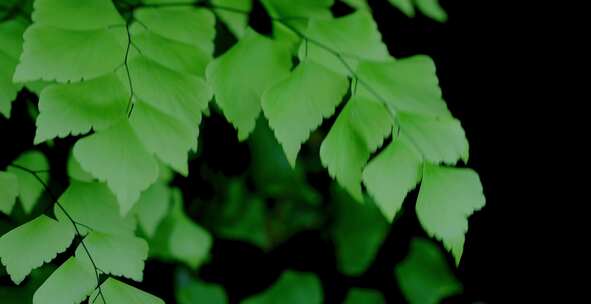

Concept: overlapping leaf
[[7, 151, 49, 213], [362, 137, 422, 220], [54, 181, 136, 236], [262, 61, 349, 167], [30, 4, 215, 206], [262, 0, 333, 30], [73, 120, 160, 215], [356, 56, 450, 118], [300, 11, 390, 76], [212, 0, 252, 38], [131, 181, 171, 237], [75, 231, 148, 281], [399, 113, 469, 165], [0, 3, 482, 303], [34, 72, 128, 143], [320, 96, 393, 201], [206, 30, 292, 140]]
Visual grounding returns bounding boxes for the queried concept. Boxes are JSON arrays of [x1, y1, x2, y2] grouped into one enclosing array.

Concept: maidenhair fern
[[0, 0, 484, 303]]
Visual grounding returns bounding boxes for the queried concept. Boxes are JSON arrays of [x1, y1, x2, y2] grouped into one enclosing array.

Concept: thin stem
[[123, 22, 135, 118], [7, 164, 107, 304]]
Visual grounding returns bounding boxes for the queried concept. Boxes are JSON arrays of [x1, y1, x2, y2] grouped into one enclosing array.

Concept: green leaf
[[212, 0, 252, 38], [0, 18, 27, 118], [399, 113, 469, 165], [176, 279, 228, 304], [32, 257, 97, 304], [300, 11, 389, 76], [73, 120, 159, 215], [261, 0, 334, 34], [130, 24, 211, 77], [416, 165, 485, 264], [262, 0, 333, 28], [67, 52, 209, 178], [206, 30, 292, 140], [34, 72, 128, 144], [75, 231, 148, 281], [362, 137, 422, 220], [332, 187, 389, 276], [356, 56, 450, 118], [31, 0, 124, 30], [262, 61, 349, 167], [150, 189, 212, 269], [395, 238, 462, 304], [129, 100, 197, 176], [320, 96, 393, 201], [0, 171, 18, 215], [14, 0, 127, 82], [67, 152, 94, 182], [128, 56, 212, 128], [54, 181, 136, 236], [7, 151, 49, 213], [243, 271, 323, 304], [343, 288, 385, 304], [126, 55, 211, 175], [388, 0, 415, 17], [131, 181, 171, 237], [90, 278, 165, 304], [0, 215, 75, 284], [133, 6, 215, 54], [415, 0, 448, 22]]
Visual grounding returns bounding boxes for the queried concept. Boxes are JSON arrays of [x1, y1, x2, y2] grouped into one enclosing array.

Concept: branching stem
[[7, 164, 107, 304]]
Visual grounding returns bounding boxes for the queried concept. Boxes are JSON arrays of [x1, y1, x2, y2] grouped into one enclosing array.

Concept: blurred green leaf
[[395, 238, 462, 304], [343, 288, 385, 304], [242, 271, 322, 304], [331, 186, 389, 276]]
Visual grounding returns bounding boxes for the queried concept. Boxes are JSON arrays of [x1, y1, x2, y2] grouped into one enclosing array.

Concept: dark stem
[[123, 22, 136, 118]]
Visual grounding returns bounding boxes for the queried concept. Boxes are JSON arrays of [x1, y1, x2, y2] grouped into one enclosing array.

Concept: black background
[[0, 0, 548, 302]]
